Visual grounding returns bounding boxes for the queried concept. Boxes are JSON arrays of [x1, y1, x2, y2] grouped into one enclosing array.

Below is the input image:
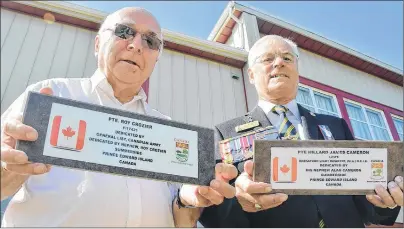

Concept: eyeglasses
[[254, 52, 297, 66], [107, 23, 162, 51]]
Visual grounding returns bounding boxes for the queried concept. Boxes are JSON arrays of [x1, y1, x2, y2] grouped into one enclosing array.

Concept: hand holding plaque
[[366, 175, 403, 209], [179, 163, 238, 207], [1, 87, 54, 200], [1, 88, 54, 176], [235, 160, 288, 212]]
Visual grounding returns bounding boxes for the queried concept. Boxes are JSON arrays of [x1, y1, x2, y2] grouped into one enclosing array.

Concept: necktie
[[271, 105, 299, 139], [271, 105, 326, 228], [319, 219, 325, 228]]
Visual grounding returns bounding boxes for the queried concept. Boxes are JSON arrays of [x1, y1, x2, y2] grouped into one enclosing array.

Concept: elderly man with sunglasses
[[0, 7, 237, 227]]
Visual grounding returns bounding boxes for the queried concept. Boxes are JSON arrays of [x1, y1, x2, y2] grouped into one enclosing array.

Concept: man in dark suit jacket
[[198, 35, 402, 228]]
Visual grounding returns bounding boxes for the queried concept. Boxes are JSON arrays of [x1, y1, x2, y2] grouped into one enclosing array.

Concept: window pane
[[350, 119, 372, 140], [371, 126, 391, 141], [314, 92, 337, 114], [317, 109, 339, 117], [364, 109, 390, 140], [346, 103, 366, 121], [366, 109, 385, 128], [393, 118, 403, 135], [301, 104, 316, 113], [296, 87, 314, 106], [392, 118, 403, 141]]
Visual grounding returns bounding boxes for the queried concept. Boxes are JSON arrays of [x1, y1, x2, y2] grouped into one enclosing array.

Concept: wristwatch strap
[[176, 187, 197, 209]]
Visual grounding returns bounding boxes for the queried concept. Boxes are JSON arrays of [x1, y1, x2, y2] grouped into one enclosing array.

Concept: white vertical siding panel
[[242, 66, 258, 111], [1, 17, 46, 112], [196, 59, 212, 127], [208, 61, 224, 126], [48, 25, 77, 79], [157, 50, 173, 117], [220, 65, 237, 121], [141, 50, 247, 126], [82, 31, 97, 78], [225, 31, 235, 47], [231, 69, 247, 117], [27, 23, 62, 86], [298, 49, 403, 110], [226, 23, 242, 49], [66, 28, 92, 78], [147, 55, 160, 108], [171, 52, 186, 122], [1, 9, 16, 49], [184, 55, 199, 125], [1, 13, 31, 100]]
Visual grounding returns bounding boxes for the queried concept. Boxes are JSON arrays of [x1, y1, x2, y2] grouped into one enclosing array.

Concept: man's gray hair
[[248, 35, 299, 68]]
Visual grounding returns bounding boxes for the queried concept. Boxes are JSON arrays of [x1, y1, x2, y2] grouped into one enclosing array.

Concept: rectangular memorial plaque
[[253, 140, 404, 195], [16, 92, 215, 185]]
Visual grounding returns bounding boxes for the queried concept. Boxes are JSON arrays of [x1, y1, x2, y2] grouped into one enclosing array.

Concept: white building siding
[[225, 22, 243, 49], [242, 65, 258, 111], [1, 9, 247, 128], [298, 49, 403, 111], [0, 9, 98, 113], [148, 49, 246, 128]]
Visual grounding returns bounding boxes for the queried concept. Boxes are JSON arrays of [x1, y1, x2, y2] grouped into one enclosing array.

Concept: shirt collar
[[89, 69, 148, 105], [258, 99, 301, 121]]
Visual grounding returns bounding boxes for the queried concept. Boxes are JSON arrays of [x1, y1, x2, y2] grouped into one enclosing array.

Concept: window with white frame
[[296, 85, 340, 117], [391, 115, 403, 141], [344, 101, 392, 141]]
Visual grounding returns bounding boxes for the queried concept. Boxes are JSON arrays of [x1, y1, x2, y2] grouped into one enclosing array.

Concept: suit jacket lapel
[[249, 106, 272, 129], [297, 104, 320, 140]]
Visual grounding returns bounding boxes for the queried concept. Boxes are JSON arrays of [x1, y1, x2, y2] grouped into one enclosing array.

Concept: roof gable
[[209, 1, 403, 86]]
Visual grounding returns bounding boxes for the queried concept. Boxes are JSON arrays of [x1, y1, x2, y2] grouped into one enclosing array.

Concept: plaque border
[[16, 92, 215, 186], [253, 140, 404, 195]]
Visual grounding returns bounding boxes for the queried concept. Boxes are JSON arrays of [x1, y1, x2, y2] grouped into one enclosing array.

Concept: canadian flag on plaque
[[50, 115, 87, 151], [272, 156, 298, 182]]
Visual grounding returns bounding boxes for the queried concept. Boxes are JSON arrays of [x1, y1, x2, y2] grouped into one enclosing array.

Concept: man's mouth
[[270, 74, 288, 79], [123, 60, 139, 67]]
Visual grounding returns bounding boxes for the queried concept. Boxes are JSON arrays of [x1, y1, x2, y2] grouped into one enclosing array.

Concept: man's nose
[[272, 56, 285, 68], [127, 34, 143, 54]]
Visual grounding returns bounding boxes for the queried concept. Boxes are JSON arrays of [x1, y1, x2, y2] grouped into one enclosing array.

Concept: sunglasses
[[110, 23, 162, 51]]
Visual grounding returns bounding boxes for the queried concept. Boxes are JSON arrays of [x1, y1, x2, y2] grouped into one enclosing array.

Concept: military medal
[[242, 136, 253, 159], [219, 126, 277, 164], [220, 141, 233, 164], [233, 138, 244, 161]]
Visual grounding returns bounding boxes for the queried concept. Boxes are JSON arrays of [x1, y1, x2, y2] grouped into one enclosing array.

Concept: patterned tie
[[272, 105, 326, 228], [271, 105, 299, 139], [319, 218, 325, 228]]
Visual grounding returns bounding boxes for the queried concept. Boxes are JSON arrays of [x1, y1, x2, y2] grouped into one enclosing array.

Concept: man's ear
[[248, 68, 255, 84], [94, 35, 100, 57]]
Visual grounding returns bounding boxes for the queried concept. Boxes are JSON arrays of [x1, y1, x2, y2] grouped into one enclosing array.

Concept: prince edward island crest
[[175, 139, 189, 162], [370, 161, 384, 180]]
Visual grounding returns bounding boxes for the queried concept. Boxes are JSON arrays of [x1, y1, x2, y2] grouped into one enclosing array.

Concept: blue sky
[[69, 1, 403, 71]]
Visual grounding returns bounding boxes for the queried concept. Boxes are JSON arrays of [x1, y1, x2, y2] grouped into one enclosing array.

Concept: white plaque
[[270, 147, 388, 190], [43, 103, 199, 178]]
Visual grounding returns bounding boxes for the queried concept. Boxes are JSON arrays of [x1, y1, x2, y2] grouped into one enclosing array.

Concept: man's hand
[[179, 163, 238, 208], [1, 87, 53, 199], [366, 176, 403, 209], [235, 160, 288, 212]]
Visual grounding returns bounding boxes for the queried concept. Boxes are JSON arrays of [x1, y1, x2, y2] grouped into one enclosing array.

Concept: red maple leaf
[[62, 126, 75, 139], [280, 164, 290, 174]]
